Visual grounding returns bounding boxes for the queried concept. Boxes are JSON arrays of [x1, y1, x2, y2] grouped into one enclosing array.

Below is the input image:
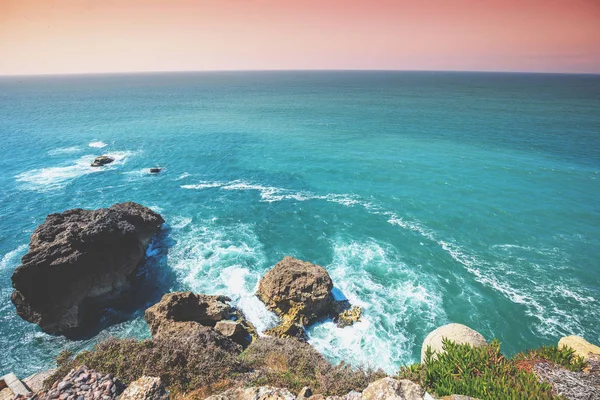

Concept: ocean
[[0, 71, 598, 377]]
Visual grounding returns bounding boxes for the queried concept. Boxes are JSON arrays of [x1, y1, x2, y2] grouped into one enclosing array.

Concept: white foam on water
[[15, 155, 103, 191], [167, 221, 277, 333], [0, 244, 28, 270], [308, 239, 445, 373], [89, 141, 108, 148], [175, 172, 190, 181], [15, 151, 136, 191], [180, 179, 375, 209], [168, 216, 192, 230], [181, 181, 226, 190], [47, 146, 82, 156]]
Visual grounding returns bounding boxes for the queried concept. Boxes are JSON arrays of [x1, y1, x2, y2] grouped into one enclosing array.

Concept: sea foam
[[89, 141, 108, 148]]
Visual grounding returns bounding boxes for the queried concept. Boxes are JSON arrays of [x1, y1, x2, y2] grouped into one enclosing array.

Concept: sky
[[1, 0, 599, 75]]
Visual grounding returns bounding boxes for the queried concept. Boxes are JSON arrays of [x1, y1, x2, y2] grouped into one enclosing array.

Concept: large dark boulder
[[11, 202, 164, 337]]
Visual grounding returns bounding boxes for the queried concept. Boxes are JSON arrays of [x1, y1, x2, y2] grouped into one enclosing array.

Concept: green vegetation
[[46, 335, 587, 399], [397, 339, 575, 400], [45, 336, 383, 397], [513, 344, 586, 372], [241, 337, 385, 395]]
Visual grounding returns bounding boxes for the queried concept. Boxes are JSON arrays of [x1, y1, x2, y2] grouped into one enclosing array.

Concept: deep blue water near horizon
[[0, 71, 599, 377]]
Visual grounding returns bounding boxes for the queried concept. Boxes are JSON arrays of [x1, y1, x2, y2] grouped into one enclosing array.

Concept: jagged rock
[[205, 386, 296, 400], [145, 291, 231, 337], [215, 320, 253, 347], [11, 202, 164, 337], [534, 361, 600, 400], [119, 376, 168, 400], [558, 336, 600, 361], [335, 306, 362, 328], [91, 155, 114, 167], [265, 319, 309, 342], [360, 377, 426, 400], [297, 387, 312, 399], [421, 323, 487, 363]]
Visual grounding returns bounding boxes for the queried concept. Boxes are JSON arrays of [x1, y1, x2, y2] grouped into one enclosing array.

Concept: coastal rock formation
[[205, 378, 429, 400], [361, 377, 426, 400], [91, 155, 115, 167], [28, 366, 125, 400], [421, 323, 487, 363], [119, 376, 168, 400], [258, 257, 334, 323], [215, 320, 253, 347], [205, 386, 296, 400], [257, 257, 361, 340], [335, 306, 362, 328], [10, 202, 164, 337], [558, 336, 600, 361], [144, 291, 255, 347], [533, 361, 600, 400], [145, 292, 231, 335], [149, 167, 162, 174]]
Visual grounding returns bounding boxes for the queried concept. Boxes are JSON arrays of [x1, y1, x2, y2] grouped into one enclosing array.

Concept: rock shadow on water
[[77, 227, 179, 340]]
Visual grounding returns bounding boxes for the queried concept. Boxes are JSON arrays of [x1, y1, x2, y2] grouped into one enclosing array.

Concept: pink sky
[[1, 0, 599, 75]]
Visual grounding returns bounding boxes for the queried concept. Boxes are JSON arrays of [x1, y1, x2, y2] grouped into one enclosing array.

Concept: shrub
[[241, 337, 385, 395], [43, 350, 76, 389], [45, 334, 247, 395], [400, 339, 560, 400], [513, 345, 587, 372]]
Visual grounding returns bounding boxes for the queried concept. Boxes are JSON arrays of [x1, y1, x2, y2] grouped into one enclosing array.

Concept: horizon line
[[1, 68, 600, 78]]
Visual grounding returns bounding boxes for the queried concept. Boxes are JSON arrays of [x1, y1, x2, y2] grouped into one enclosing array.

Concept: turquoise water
[[1, 71, 599, 376]]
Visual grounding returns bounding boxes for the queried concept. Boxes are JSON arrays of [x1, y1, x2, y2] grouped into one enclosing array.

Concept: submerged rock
[[91, 155, 114, 167], [421, 323, 487, 363], [257, 257, 361, 340], [11, 202, 164, 337]]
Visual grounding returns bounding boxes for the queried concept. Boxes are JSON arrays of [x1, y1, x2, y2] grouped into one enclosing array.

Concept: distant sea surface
[[1, 71, 599, 376]]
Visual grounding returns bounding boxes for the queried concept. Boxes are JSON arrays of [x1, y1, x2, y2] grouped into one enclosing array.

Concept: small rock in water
[[149, 167, 162, 173], [91, 155, 114, 167]]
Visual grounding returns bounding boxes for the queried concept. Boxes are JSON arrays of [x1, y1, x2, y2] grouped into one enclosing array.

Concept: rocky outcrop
[[205, 386, 296, 400], [361, 378, 426, 400], [26, 366, 124, 400], [533, 361, 600, 400], [421, 323, 487, 363], [144, 291, 255, 347], [558, 336, 600, 361], [11, 202, 164, 337], [119, 376, 168, 400], [257, 257, 361, 340], [335, 306, 362, 328], [149, 168, 162, 174], [205, 379, 429, 400], [91, 155, 115, 167], [145, 292, 231, 335]]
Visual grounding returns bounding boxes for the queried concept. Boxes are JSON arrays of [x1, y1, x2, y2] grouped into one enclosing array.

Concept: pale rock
[[421, 323, 487, 363]]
